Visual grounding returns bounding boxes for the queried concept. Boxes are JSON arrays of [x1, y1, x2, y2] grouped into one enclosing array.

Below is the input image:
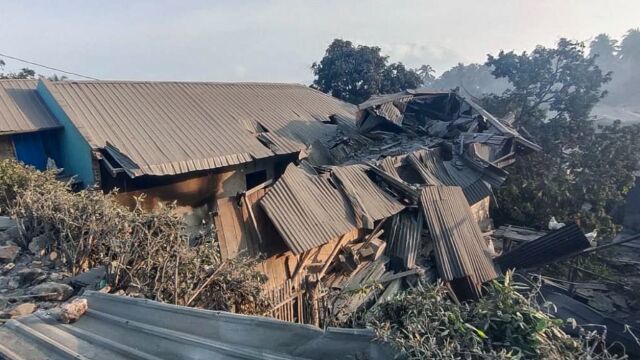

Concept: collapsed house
[[245, 89, 584, 323], [0, 81, 593, 326]]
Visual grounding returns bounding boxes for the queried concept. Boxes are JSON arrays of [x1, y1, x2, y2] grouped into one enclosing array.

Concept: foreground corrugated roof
[[420, 186, 498, 297], [260, 164, 357, 254], [0, 80, 60, 135], [42, 80, 355, 176], [0, 291, 391, 360]]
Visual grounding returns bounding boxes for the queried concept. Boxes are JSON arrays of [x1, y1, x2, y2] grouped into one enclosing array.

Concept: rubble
[[8, 302, 36, 317], [1, 85, 636, 358], [27, 234, 50, 256], [0, 244, 20, 263], [51, 297, 88, 324], [0, 216, 16, 231], [28, 282, 74, 301]]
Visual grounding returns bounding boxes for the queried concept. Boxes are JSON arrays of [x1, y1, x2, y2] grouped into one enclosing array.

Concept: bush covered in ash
[[367, 273, 627, 359], [0, 159, 270, 314]]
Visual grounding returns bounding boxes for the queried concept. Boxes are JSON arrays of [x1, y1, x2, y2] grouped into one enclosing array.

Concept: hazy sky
[[0, 1, 638, 84]]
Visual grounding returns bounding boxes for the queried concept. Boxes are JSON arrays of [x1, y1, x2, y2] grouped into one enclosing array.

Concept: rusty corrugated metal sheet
[[420, 186, 498, 297], [260, 164, 356, 254], [495, 223, 590, 270], [331, 164, 404, 227], [0, 80, 60, 134], [385, 209, 423, 269], [42, 80, 355, 176]]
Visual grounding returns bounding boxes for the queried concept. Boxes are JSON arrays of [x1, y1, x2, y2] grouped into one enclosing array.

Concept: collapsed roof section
[[260, 164, 405, 254], [420, 186, 498, 298], [356, 88, 540, 154]]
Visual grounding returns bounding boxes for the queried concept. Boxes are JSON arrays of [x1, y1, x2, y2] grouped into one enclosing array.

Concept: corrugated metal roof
[[461, 96, 542, 152], [420, 186, 498, 296], [42, 80, 356, 176], [331, 164, 404, 228], [260, 164, 356, 254], [496, 223, 590, 270], [0, 291, 391, 360], [0, 80, 60, 135], [385, 209, 423, 269]]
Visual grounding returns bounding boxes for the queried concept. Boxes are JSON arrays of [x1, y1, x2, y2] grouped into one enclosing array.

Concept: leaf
[[465, 323, 488, 339]]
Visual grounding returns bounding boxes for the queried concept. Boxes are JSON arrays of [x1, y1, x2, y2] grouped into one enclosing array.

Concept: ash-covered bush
[[0, 159, 44, 215], [368, 273, 626, 359], [2, 160, 270, 314]]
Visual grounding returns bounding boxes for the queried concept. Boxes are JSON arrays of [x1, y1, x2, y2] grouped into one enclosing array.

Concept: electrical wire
[[0, 52, 99, 80]]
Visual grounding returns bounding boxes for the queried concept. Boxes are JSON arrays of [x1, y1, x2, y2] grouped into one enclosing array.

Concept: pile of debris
[[253, 89, 594, 325], [0, 216, 95, 321]]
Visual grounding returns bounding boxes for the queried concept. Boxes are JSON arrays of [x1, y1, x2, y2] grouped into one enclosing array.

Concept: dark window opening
[[246, 170, 267, 190]]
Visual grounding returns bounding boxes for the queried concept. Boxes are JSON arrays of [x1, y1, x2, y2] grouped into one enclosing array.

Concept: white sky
[[0, 0, 638, 83]]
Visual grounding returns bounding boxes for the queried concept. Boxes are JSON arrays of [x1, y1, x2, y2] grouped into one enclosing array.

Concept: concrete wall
[[36, 80, 95, 187]]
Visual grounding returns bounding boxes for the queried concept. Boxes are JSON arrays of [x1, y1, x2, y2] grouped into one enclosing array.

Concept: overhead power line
[[0, 52, 100, 80]]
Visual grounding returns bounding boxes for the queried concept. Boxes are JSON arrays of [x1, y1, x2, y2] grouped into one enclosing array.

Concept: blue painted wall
[[12, 132, 48, 170], [36, 80, 95, 187]]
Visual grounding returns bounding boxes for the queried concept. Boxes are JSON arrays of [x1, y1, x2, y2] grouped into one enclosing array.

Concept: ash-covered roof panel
[[331, 164, 405, 226], [0, 291, 391, 360], [420, 186, 498, 297], [260, 165, 356, 254], [42, 80, 356, 176], [0, 80, 60, 135]]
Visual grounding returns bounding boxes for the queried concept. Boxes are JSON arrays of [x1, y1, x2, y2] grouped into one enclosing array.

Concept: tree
[[486, 39, 611, 130], [0, 59, 36, 79], [589, 34, 619, 66], [619, 28, 640, 62], [311, 39, 422, 104], [484, 39, 639, 238], [417, 64, 436, 86], [431, 63, 509, 97]]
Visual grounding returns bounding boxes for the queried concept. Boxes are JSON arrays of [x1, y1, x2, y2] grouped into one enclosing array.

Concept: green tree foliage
[[484, 39, 640, 238], [311, 39, 422, 104], [368, 274, 619, 359], [0, 59, 36, 79]]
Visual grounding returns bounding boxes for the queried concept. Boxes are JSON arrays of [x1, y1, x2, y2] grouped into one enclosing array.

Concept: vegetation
[[311, 39, 423, 104], [367, 274, 625, 359], [0, 59, 35, 79], [589, 29, 640, 106], [312, 33, 640, 239], [483, 38, 640, 238], [0, 159, 270, 314]]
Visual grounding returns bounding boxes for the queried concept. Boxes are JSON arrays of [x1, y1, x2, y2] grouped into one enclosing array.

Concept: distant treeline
[[428, 29, 640, 106]]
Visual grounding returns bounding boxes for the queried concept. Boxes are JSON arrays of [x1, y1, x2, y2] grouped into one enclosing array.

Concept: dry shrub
[[0, 159, 40, 215], [3, 160, 270, 314]]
